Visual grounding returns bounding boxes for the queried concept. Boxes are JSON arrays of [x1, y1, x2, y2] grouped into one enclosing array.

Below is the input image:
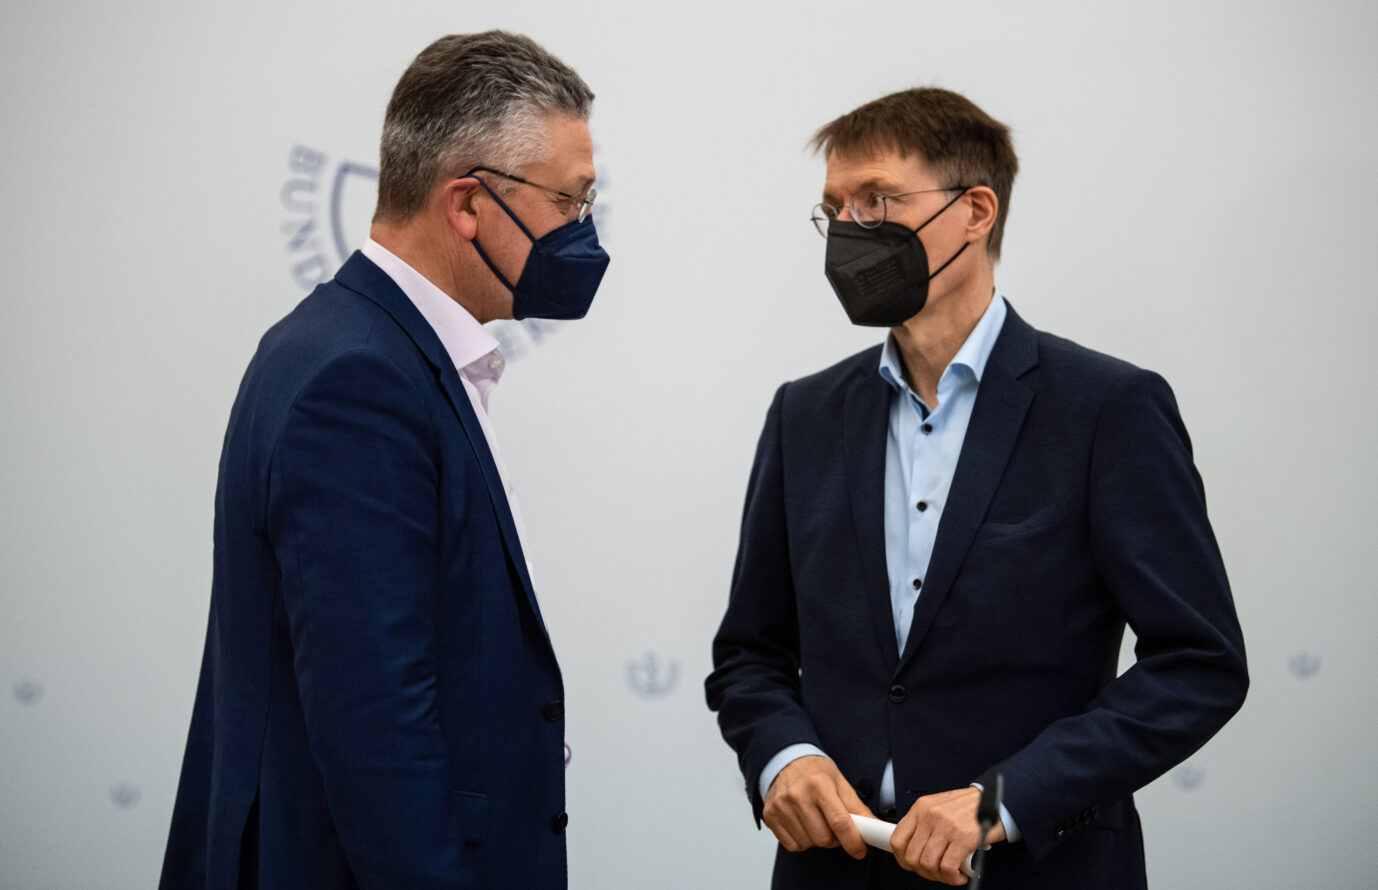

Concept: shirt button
[[488, 355, 504, 370], [888, 685, 908, 703], [916, 501, 928, 512], [921, 423, 933, 435], [912, 578, 922, 590]]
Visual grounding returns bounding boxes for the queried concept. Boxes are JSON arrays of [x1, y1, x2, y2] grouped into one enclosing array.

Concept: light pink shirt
[[359, 238, 532, 578]]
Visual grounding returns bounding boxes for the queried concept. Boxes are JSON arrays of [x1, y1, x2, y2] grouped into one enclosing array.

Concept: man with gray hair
[[161, 31, 608, 889]]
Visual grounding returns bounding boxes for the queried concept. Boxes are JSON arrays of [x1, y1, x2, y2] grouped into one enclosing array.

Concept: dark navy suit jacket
[[161, 253, 568, 889], [706, 303, 1248, 889]]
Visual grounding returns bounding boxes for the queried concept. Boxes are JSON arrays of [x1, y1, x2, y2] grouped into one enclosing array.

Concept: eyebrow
[[565, 176, 596, 196], [821, 177, 901, 206]]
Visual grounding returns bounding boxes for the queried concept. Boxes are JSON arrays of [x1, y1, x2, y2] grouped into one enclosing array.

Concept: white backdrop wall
[[3, 1, 1376, 887]]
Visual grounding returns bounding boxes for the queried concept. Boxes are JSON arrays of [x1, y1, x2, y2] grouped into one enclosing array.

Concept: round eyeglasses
[[810, 186, 970, 238]]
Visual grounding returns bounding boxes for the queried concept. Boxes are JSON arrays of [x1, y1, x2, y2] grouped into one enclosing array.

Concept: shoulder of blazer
[[779, 343, 886, 416], [1027, 326, 1163, 400], [1036, 328, 1142, 373], [328, 250, 455, 375], [249, 276, 432, 411], [986, 301, 1163, 401]]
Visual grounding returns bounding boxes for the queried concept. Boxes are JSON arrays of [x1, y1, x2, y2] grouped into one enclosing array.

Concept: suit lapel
[[896, 305, 1039, 670], [844, 360, 902, 672], [334, 252, 548, 641]]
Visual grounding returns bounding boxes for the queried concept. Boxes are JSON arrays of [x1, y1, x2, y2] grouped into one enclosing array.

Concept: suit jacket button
[[552, 811, 569, 834], [857, 779, 874, 799], [888, 684, 908, 703], [542, 700, 565, 722]]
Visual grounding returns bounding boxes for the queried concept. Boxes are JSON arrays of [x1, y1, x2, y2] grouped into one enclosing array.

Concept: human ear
[[442, 178, 482, 241], [963, 186, 999, 243]]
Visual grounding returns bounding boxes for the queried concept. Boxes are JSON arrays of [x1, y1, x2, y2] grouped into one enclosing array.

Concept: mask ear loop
[[457, 173, 539, 292], [909, 186, 972, 234], [910, 186, 973, 281], [927, 240, 969, 280]]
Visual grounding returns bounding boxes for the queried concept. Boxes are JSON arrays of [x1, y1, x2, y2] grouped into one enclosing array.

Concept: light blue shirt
[[759, 294, 1020, 841]]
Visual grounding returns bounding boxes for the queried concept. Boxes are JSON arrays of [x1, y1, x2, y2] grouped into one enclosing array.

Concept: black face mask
[[823, 187, 970, 327]]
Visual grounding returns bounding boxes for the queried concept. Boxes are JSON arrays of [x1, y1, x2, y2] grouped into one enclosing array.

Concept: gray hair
[[374, 31, 594, 222]]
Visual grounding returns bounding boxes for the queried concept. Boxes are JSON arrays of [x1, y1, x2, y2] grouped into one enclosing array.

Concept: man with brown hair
[[706, 87, 1247, 888], [161, 32, 607, 889]]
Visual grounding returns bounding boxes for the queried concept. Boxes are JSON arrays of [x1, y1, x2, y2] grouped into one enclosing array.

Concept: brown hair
[[811, 88, 1018, 260]]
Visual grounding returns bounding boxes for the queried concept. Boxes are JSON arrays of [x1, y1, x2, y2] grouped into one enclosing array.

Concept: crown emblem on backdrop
[[626, 651, 680, 699]]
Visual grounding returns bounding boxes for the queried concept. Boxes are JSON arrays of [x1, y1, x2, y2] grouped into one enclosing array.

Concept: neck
[[369, 220, 491, 322], [891, 262, 995, 407]]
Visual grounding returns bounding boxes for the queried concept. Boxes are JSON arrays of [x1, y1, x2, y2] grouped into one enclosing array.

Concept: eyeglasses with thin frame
[[810, 186, 970, 238], [465, 166, 598, 222]]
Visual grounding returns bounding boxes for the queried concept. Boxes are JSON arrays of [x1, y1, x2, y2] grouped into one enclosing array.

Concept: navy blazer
[[706, 302, 1248, 889], [161, 253, 568, 889]]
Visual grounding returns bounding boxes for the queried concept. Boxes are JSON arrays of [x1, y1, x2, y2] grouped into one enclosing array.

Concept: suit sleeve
[[990, 369, 1249, 860], [705, 383, 826, 822], [267, 348, 470, 889]]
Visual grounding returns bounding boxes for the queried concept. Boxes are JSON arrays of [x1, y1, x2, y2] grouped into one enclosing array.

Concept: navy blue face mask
[[465, 175, 611, 321]]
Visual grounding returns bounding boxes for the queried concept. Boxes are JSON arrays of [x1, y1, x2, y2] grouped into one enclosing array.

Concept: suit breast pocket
[[946, 498, 1096, 645], [972, 499, 1070, 542]]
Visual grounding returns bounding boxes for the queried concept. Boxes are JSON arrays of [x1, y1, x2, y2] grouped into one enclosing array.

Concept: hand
[[890, 787, 1007, 886], [762, 755, 875, 859]]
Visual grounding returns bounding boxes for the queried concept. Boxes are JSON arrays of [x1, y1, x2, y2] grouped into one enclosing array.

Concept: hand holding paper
[[888, 786, 1005, 884], [762, 755, 873, 859], [849, 814, 978, 878]]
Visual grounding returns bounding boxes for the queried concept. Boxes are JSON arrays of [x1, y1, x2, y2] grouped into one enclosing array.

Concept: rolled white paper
[[850, 813, 897, 852], [848, 814, 978, 877]]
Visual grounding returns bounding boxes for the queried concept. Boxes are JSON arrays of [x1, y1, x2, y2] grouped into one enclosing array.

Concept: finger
[[901, 826, 937, 875], [819, 796, 867, 859], [834, 775, 875, 819], [890, 808, 917, 849], [918, 831, 949, 880], [798, 801, 838, 849], [940, 841, 973, 886], [764, 810, 807, 853], [891, 815, 919, 872]]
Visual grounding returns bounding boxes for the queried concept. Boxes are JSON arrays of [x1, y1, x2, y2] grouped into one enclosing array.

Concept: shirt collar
[[360, 238, 505, 383], [879, 292, 1008, 393]]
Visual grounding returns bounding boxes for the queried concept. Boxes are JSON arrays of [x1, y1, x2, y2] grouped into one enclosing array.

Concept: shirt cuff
[[969, 782, 1022, 843], [759, 743, 829, 801]]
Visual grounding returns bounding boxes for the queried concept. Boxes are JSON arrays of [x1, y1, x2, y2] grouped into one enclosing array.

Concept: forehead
[[822, 150, 937, 199], [535, 114, 595, 184]]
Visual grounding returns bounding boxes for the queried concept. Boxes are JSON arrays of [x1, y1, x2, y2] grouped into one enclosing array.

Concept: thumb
[[835, 775, 875, 818]]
